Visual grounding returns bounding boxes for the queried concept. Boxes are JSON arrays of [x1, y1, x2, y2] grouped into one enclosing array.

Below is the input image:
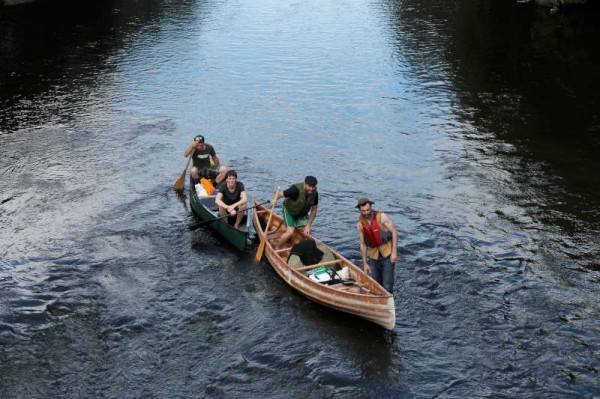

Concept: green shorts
[[282, 205, 309, 228]]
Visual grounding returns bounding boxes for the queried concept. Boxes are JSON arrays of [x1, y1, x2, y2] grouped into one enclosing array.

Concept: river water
[[1, 0, 599, 397]]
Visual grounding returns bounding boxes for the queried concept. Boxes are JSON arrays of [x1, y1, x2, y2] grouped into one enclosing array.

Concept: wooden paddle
[[189, 200, 270, 230], [173, 155, 192, 191], [255, 187, 281, 261]]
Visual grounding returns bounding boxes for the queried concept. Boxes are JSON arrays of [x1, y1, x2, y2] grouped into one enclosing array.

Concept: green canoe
[[189, 185, 252, 252]]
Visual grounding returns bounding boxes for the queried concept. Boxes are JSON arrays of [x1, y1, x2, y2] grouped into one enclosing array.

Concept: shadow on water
[[0, 0, 199, 132], [173, 186, 190, 213], [299, 297, 397, 375], [448, 2, 600, 272], [215, 257, 403, 398], [386, 0, 600, 271], [450, 2, 600, 210]]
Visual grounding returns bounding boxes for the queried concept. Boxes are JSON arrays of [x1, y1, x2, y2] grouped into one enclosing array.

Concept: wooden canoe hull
[[252, 200, 395, 330], [189, 187, 251, 252]]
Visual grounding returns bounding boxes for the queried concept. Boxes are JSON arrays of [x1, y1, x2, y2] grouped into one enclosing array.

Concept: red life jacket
[[361, 211, 384, 247]]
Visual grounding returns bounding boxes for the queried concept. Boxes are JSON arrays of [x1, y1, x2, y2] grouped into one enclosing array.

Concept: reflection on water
[[1, 0, 599, 397], [449, 1, 600, 234], [387, 0, 600, 269]]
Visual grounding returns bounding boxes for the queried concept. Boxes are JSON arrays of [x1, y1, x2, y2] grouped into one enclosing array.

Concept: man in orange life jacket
[[356, 198, 398, 294]]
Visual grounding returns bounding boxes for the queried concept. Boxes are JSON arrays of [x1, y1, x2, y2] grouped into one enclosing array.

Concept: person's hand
[[363, 262, 371, 275], [391, 252, 397, 264], [303, 224, 311, 235], [227, 206, 236, 215], [184, 143, 195, 156]]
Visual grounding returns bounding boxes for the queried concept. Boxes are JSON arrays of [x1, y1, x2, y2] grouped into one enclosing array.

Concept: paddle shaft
[[189, 200, 270, 230], [255, 187, 281, 261]]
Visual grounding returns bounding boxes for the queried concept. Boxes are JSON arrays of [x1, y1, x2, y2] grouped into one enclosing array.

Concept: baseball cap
[[356, 197, 374, 208]]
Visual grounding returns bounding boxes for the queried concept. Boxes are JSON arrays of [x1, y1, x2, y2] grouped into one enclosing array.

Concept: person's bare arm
[[357, 222, 371, 274], [381, 212, 398, 264], [183, 143, 195, 157], [303, 205, 318, 235], [229, 191, 248, 215]]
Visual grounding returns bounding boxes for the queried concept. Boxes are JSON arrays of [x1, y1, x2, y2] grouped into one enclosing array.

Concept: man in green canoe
[[183, 134, 228, 185], [215, 170, 248, 229], [273, 176, 319, 248]]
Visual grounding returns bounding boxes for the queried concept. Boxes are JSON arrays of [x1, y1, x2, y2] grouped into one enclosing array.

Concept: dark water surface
[[1, 0, 599, 397]]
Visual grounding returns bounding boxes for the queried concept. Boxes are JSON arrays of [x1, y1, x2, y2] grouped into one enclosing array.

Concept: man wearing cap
[[356, 198, 398, 294], [273, 176, 319, 248], [183, 134, 228, 185]]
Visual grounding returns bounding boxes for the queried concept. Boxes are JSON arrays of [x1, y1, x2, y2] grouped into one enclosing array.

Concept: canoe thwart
[[294, 259, 343, 272], [275, 247, 293, 254]]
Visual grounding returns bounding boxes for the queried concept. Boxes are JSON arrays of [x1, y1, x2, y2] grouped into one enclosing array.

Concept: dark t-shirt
[[283, 184, 319, 205], [192, 144, 216, 169], [216, 181, 245, 205]]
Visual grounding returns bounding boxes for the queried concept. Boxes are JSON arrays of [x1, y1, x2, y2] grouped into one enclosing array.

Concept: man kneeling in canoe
[[273, 176, 319, 248], [215, 170, 247, 229]]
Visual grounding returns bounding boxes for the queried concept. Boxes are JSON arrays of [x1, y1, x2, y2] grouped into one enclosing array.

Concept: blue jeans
[[369, 256, 395, 294]]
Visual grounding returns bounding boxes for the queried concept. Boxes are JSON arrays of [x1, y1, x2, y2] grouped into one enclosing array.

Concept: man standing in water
[[183, 134, 228, 185], [356, 198, 398, 294], [273, 176, 319, 248]]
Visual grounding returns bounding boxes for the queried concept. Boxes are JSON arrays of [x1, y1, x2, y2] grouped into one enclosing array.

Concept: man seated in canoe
[[214, 170, 247, 229], [183, 134, 228, 185], [273, 175, 319, 248]]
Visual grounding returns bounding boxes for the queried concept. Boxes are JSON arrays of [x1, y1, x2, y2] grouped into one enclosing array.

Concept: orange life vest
[[360, 211, 392, 260]]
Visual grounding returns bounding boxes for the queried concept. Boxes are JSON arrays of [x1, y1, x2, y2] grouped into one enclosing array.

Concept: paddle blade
[[255, 237, 267, 261], [174, 155, 193, 191], [173, 173, 186, 191]]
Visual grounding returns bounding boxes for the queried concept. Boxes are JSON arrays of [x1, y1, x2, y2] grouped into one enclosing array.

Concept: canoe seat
[[275, 247, 292, 254], [327, 282, 373, 294]]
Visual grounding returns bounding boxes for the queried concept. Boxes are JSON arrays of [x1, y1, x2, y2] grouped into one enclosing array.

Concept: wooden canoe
[[252, 200, 396, 330], [189, 185, 251, 252]]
